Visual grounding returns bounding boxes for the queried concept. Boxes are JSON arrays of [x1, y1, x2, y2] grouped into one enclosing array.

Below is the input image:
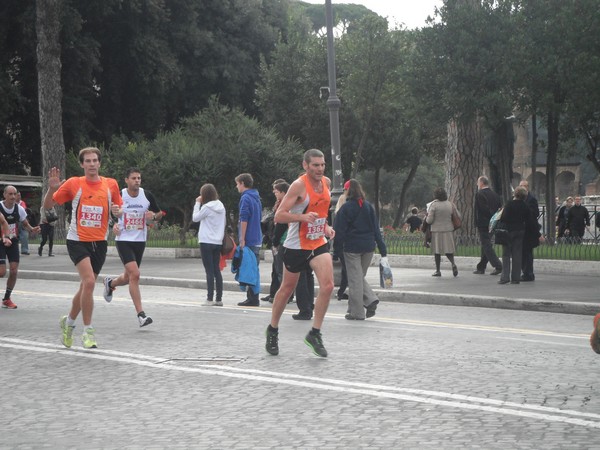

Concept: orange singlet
[[283, 174, 330, 250]]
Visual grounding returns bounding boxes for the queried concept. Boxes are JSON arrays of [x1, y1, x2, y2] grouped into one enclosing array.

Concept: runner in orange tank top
[[265, 149, 335, 358], [44, 147, 123, 349]]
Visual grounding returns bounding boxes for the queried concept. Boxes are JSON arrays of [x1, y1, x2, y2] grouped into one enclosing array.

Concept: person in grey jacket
[[425, 187, 459, 277], [333, 179, 386, 320]]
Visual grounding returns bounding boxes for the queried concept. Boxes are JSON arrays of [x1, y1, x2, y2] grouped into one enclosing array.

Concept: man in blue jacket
[[235, 173, 263, 306]]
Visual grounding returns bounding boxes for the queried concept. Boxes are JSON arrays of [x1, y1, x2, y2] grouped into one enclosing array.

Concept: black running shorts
[[116, 241, 146, 267], [66, 240, 108, 275], [282, 243, 329, 273]]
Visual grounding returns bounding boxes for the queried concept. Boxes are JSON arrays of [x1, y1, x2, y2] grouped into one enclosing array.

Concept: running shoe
[[82, 328, 98, 349], [103, 277, 114, 303], [214, 301, 223, 307], [138, 312, 153, 327], [591, 313, 600, 354], [59, 315, 75, 348], [304, 330, 327, 357], [265, 326, 279, 356], [202, 300, 214, 306], [2, 298, 17, 309]]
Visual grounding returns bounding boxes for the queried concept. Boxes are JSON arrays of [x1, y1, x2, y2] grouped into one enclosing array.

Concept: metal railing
[[24, 219, 600, 261]]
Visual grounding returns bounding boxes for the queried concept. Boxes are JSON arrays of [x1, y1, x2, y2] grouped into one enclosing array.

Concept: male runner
[[0, 185, 40, 309], [265, 149, 335, 357], [44, 147, 123, 349], [103, 168, 163, 327]]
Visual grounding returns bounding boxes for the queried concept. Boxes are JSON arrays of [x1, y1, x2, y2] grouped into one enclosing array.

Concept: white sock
[[66, 316, 76, 327], [83, 325, 93, 333]]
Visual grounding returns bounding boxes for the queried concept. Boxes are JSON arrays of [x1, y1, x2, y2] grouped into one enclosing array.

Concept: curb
[[20, 270, 596, 316]]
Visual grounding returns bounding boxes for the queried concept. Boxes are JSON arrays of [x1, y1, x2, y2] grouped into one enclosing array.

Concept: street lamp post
[[324, 0, 343, 208]]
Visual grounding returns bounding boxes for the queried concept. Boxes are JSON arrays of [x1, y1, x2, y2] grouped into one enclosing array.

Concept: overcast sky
[[301, 0, 444, 29]]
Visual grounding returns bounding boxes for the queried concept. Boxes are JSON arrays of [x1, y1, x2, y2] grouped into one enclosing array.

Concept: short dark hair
[[273, 181, 289, 194], [235, 173, 253, 188], [303, 149, 324, 164], [411, 207, 418, 215], [125, 167, 141, 178], [433, 187, 448, 201]]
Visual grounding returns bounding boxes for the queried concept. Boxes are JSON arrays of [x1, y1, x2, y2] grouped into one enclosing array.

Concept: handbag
[[45, 209, 58, 224], [493, 221, 510, 245], [220, 212, 235, 255], [451, 204, 462, 230], [489, 208, 503, 233]]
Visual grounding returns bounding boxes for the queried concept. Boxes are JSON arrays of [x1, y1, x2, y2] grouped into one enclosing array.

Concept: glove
[[380, 256, 388, 266]]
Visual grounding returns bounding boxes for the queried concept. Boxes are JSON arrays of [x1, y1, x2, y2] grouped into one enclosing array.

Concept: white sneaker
[[202, 300, 215, 306], [103, 277, 114, 303], [138, 315, 153, 327], [214, 301, 223, 307]]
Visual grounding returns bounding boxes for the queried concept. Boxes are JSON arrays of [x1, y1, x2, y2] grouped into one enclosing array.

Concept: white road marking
[[13, 289, 589, 340], [1, 337, 599, 429]]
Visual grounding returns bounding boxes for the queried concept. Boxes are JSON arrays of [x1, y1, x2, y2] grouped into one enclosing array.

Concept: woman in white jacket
[[192, 184, 226, 306]]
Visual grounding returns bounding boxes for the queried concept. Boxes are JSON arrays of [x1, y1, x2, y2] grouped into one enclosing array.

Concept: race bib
[[124, 212, 145, 231], [306, 217, 326, 240], [79, 205, 104, 228]]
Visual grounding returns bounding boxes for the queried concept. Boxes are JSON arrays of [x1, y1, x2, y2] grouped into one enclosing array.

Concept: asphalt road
[[1, 278, 599, 449]]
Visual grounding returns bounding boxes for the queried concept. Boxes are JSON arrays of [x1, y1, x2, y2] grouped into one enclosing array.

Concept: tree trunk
[[496, 121, 515, 203], [36, 0, 66, 224], [373, 167, 380, 221], [530, 113, 538, 194], [446, 118, 484, 237], [392, 155, 421, 228], [545, 111, 559, 243]]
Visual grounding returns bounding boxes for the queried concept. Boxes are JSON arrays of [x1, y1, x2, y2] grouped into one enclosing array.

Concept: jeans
[[200, 243, 223, 301], [19, 227, 29, 253]]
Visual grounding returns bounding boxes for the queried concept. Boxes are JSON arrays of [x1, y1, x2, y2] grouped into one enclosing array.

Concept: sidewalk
[[17, 245, 600, 315]]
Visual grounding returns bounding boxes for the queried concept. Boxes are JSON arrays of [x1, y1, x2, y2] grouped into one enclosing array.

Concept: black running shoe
[[265, 326, 279, 356], [304, 331, 327, 357]]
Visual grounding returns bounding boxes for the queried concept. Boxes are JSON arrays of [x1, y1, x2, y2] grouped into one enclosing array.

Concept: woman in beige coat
[[425, 187, 459, 277]]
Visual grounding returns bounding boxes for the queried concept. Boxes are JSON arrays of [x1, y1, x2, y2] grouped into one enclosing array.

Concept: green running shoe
[[59, 315, 75, 348], [304, 330, 327, 357], [82, 328, 98, 349]]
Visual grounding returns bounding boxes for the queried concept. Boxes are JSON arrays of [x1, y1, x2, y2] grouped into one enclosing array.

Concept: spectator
[[235, 173, 263, 307], [404, 207, 423, 233], [38, 205, 57, 257], [425, 187, 459, 277], [556, 197, 573, 239], [519, 180, 539, 282], [566, 196, 590, 243], [473, 176, 502, 276], [334, 179, 386, 320], [498, 186, 537, 285]]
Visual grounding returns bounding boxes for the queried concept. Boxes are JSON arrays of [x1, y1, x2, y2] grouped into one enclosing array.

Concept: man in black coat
[[519, 180, 540, 281], [566, 196, 590, 242], [473, 176, 503, 275]]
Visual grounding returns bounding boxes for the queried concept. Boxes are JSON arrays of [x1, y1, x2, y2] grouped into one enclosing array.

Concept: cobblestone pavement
[[1, 279, 599, 449]]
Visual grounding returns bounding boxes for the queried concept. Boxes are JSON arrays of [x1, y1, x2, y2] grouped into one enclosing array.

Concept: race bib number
[[79, 205, 104, 228], [306, 217, 326, 240], [124, 212, 145, 231], [8, 223, 17, 235]]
